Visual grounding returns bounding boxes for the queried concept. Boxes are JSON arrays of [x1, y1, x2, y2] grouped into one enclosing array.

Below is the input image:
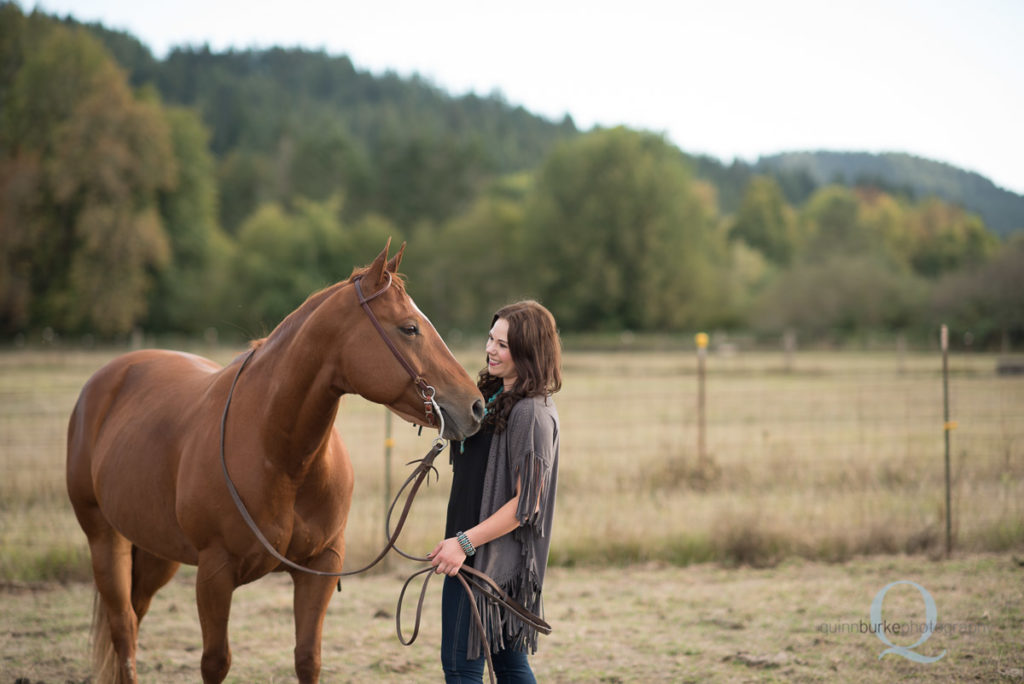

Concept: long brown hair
[[478, 300, 562, 433]]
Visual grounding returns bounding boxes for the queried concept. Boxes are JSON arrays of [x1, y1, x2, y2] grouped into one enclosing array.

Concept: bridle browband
[[217, 272, 548, 684]]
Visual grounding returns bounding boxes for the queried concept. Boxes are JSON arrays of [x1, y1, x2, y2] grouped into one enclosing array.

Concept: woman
[[429, 300, 562, 684]]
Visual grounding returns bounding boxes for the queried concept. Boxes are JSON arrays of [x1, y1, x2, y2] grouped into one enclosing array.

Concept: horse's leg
[[195, 547, 237, 684], [290, 547, 344, 683], [85, 523, 139, 683], [131, 547, 180, 624]]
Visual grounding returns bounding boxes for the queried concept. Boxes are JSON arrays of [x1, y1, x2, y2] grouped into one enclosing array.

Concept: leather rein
[[218, 273, 550, 682]]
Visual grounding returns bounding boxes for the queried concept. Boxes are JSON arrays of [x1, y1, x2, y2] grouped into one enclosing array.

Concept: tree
[[0, 19, 175, 336], [906, 198, 997, 277], [405, 174, 530, 334], [228, 197, 397, 334], [855, 187, 913, 266], [523, 127, 723, 331], [217, 149, 272, 234], [799, 185, 865, 258], [371, 129, 487, 231], [730, 175, 800, 264], [288, 122, 371, 209], [753, 255, 929, 337], [931, 237, 1024, 347], [146, 105, 233, 333]]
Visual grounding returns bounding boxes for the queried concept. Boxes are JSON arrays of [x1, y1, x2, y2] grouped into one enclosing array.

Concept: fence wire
[[2, 346, 1022, 579]]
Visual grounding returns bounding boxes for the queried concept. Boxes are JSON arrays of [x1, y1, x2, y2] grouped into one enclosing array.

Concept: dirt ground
[[3, 553, 1023, 683]]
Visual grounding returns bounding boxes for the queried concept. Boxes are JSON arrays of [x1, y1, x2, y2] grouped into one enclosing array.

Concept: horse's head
[[339, 240, 484, 441]]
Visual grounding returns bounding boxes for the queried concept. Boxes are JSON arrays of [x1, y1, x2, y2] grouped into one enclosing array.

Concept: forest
[[1, 4, 1021, 347]]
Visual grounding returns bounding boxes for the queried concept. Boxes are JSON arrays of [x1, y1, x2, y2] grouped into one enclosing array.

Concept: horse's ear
[[386, 241, 406, 273], [365, 238, 392, 286]]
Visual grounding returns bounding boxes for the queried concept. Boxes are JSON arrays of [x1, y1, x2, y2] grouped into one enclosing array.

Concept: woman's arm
[[428, 482, 523, 576]]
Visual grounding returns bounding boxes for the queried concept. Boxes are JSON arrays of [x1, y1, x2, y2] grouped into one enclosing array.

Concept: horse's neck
[[249, 300, 352, 477]]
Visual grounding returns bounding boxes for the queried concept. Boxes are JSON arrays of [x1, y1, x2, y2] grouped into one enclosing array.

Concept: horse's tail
[[91, 590, 119, 683], [90, 548, 136, 684]]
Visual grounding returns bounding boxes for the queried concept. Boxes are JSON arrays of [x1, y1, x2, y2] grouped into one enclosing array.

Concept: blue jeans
[[441, 575, 536, 684]]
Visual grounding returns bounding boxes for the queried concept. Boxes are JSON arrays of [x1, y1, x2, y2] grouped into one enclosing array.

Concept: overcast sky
[[30, 0, 1024, 194]]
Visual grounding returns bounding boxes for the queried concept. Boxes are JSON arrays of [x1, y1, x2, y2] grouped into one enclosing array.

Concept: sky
[[28, 0, 1024, 194]]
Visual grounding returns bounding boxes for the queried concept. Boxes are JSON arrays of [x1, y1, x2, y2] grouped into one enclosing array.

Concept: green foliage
[[288, 122, 371, 207], [757, 150, 1024, 237], [0, 16, 174, 336], [906, 198, 997, 276], [1, 6, 1019, 345], [730, 175, 800, 264], [753, 255, 929, 337], [800, 185, 865, 257], [855, 188, 913, 265], [404, 174, 531, 334], [146, 106, 232, 333], [931, 237, 1024, 346], [217, 149, 272, 234], [147, 45, 576, 233], [371, 130, 486, 230], [228, 197, 397, 334], [524, 128, 725, 331]]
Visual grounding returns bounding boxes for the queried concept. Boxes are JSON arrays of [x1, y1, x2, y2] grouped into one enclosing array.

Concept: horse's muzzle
[[441, 398, 484, 441]]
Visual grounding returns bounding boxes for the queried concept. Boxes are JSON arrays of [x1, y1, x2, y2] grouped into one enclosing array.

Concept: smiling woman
[[430, 300, 562, 684]]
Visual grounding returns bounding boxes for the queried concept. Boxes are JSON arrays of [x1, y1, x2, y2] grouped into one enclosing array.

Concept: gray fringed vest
[[469, 394, 559, 659]]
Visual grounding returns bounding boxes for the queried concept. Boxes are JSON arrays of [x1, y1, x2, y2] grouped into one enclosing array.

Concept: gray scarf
[[469, 394, 559, 659]]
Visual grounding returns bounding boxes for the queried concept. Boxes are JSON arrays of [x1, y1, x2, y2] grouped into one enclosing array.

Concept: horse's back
[[69, 349, 221, 458], [67, 349, 223, 560]]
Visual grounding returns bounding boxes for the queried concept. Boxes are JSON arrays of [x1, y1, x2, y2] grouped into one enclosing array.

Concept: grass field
[[4, 553, 1022, 682], [0, 344, 1022, 680], [2, 345, 1021, 580]]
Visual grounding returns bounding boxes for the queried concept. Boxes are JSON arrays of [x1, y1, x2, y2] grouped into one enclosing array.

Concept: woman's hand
[[428, 537, 466, 576], [428, 489, 524, 576]]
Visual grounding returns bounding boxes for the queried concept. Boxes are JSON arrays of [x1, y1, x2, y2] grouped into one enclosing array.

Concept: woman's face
[[485, 317, 517, 388]]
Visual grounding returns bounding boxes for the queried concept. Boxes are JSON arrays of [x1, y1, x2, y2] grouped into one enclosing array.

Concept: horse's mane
[[248, 266, 407, 350]]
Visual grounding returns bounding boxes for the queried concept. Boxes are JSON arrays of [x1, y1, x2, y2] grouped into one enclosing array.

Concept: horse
[[66, 240, 485, 683]]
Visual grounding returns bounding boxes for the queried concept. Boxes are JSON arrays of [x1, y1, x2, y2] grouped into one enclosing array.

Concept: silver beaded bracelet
[[456, 531, 476, 556]]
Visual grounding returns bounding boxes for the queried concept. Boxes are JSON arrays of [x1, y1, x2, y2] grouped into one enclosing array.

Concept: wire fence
[[1, 343, 1022, 580]]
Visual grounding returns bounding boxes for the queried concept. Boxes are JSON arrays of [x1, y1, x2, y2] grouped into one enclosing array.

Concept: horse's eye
[[400, 324, 420, 337]]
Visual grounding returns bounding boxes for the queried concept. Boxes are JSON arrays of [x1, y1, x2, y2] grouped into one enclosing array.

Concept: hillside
[[62, 16, 579, 231], [755, 151, 1024, 236], [67, 15, 1023, 238], [4, 4, 1021, 343], [68, 17, 579, 171]]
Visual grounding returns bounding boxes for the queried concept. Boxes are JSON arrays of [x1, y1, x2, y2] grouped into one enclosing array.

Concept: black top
[[445, 426, 494, 567]]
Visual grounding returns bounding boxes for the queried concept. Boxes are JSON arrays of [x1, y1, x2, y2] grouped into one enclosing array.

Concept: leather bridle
[[353, 273, 438, 430], [217, 274, 548, 684]]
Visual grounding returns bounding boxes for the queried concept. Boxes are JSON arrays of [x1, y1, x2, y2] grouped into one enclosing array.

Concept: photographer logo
[[869, 580, 947, 664]]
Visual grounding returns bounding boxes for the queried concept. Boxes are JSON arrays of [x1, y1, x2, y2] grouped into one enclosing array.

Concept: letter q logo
[[870, 580, 946, 663]]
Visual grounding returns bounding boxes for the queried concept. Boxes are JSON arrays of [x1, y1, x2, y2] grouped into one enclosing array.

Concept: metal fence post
[[941, 324, 955, 556], [383, 410, 394, 567], [696, 332, 708, 470]]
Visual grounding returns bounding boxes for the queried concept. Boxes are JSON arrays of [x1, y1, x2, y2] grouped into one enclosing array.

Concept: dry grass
[[1, 345, 1023, 580], [1, 345, 1023, 682], [3, 553, 1022, 682]]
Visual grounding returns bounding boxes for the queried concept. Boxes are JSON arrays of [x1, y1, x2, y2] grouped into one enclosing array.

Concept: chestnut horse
[[66, 241, 484, 683]]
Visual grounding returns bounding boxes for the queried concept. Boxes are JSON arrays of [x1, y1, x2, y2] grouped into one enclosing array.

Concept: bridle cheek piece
[[353, 274, 444, 439]]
